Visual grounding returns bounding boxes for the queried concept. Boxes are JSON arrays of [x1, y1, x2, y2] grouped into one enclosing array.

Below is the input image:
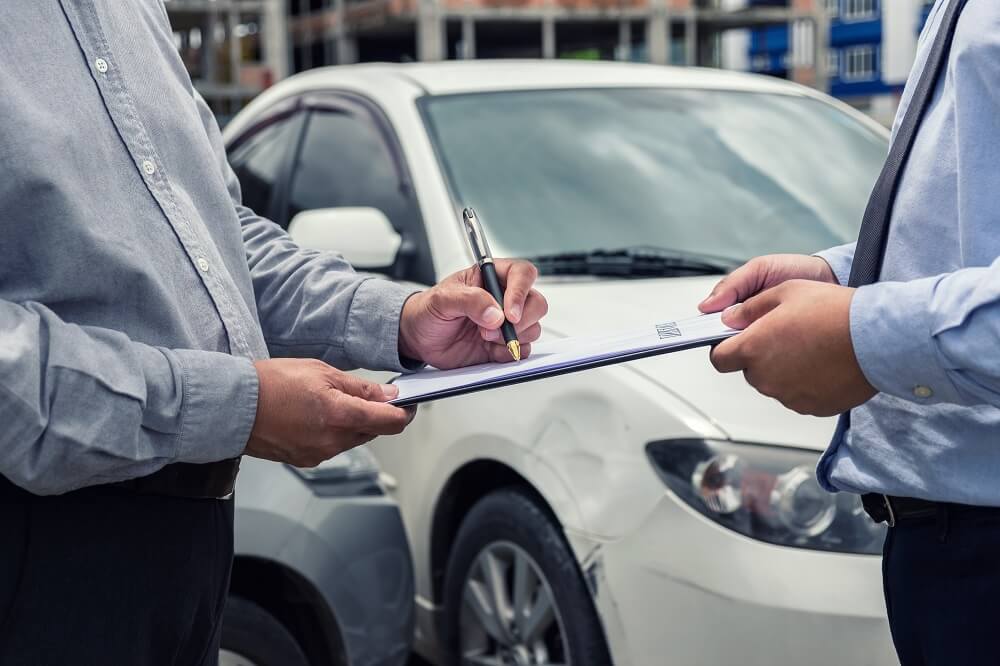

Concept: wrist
[[397, 292, 423, 362]]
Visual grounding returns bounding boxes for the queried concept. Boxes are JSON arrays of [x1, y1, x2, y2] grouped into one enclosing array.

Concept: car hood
[[535, 276, 836, 451]]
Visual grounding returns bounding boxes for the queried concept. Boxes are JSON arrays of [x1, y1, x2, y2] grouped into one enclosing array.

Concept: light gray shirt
[[0, 0, 414, 495], [815, 0, 1000, 505]]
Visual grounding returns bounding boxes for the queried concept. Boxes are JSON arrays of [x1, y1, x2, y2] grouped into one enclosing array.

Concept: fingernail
[[509, 304, 522, 323], [381, 384, 399, 399], [484, 306, 504, 324]]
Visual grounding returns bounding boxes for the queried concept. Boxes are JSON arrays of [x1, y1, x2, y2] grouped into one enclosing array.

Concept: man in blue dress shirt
[[0, 2, 546, 664], [702, 0, 1000, 663]]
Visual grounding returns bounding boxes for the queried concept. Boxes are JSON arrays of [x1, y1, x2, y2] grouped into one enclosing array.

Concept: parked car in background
[[221, 450, 413, 666], [223, 60, 897, 666]]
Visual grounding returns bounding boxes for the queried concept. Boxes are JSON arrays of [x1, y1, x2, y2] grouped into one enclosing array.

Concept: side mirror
[[288, 207, 403, 271]]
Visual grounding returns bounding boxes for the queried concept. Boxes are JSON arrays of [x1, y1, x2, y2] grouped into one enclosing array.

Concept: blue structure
[[747, 0, 932, 102]]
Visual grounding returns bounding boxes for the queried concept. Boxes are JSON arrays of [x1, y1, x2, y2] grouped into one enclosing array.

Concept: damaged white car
[[224, 60, 898, 666]]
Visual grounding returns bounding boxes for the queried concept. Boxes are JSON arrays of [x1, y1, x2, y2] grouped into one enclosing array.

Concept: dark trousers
[[883, 507, 1000, 666], [0, 474, 234, 666]]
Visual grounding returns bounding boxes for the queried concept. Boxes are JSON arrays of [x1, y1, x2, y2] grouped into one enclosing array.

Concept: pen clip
[[462, 207, 493, 264]]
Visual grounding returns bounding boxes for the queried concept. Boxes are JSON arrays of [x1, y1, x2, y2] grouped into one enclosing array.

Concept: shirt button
[[142, 160, 156, 175], [95, 58, 109, 73], [913, 385, 933, 399], [197, 257, 210, 273]]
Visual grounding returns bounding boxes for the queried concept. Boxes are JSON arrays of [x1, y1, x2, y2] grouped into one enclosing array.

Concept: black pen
[[462, 207, 521, 361]]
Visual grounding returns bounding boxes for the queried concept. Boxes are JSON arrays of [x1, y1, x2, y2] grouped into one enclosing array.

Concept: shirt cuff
[[814, 242, 856, 286], [849, 277, 964, 405], [343, 277, 422, 372], [171, 349, 259, 463]]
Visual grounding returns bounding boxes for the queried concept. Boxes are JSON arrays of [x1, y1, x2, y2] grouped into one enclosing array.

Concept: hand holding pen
[[396, 208, 548, 369]]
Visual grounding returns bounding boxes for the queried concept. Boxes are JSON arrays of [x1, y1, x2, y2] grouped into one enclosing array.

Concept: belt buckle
[[881, 494, 897, 527]]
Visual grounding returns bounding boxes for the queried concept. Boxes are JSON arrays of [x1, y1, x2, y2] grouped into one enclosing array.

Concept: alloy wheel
[[459, 540, 569, 666]]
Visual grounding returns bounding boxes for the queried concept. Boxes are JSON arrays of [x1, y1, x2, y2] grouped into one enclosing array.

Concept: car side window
[[228, 112, 304, 219], [287, 108, 412, 231]]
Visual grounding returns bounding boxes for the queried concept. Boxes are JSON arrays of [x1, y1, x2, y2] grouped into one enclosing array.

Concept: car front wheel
[[443, 488, 612, 666]]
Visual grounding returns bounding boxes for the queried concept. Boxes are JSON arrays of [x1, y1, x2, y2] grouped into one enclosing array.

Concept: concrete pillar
[[542, 16, 556, 58], [684, 12, 696, 65], [201, 11, 217, 81], [263, 0, 290, 81], [617, 19, 632, 61], [646, 1, 670, 65], [228, 8, 241, 85], [417, 0, 445, 61], [461, 16, 476, 59], [337, 35, 359, 64]]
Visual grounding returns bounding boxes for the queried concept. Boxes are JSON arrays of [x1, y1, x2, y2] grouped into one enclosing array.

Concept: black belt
[[862, 493, 1000, 527], [114, 458, 241, 499]]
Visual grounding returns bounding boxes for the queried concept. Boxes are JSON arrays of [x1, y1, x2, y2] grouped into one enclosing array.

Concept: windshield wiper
[[526, 246, 738, 278]]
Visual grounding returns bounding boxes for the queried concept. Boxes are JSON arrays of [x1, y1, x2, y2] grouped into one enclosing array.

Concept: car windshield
[[420, 87, 887, 269]]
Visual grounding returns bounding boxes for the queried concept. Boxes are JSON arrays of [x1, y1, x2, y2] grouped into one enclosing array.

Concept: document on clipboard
[[390, 312, 737, 406]]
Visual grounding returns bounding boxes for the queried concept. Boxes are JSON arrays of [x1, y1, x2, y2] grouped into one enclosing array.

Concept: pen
[[462, 207, 521, 362]]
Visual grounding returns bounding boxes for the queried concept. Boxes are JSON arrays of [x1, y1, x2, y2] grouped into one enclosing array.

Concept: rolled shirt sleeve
[[0, 300, 257, 495], [849, 259, 1000, 409]]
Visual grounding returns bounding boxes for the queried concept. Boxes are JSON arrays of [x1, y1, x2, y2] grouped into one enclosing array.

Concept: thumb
[[430, 285, 506, 329], [699, 260, 767, 313], [721, 286, 783, 330], [334, 372, 399, 402]]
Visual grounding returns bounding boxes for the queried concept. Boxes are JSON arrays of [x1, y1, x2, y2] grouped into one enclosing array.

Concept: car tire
[[442, 488, 612, 666], [219, 595, 310, 666]]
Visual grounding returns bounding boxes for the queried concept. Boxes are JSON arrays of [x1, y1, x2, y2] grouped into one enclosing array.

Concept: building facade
[[745, 0, 933, 125]]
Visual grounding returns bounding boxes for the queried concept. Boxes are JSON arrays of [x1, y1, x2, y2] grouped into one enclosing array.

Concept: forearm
[[0, 300, 257, 495], [850, 258, 1000, 408], [241, 213, 418, 371]]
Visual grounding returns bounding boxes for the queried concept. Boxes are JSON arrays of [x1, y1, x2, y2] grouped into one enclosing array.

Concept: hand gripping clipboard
[[389, 312, 737, 407]]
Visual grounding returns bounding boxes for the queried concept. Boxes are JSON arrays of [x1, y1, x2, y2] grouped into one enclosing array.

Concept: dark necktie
[[848, 0, 969, 288], [833, 0, 969, 493]]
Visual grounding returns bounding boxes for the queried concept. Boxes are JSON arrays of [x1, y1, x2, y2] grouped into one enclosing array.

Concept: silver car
[[219, 449, 414, 666]]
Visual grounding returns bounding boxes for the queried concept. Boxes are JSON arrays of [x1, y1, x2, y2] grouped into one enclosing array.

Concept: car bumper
[[585, 493, 897, 666], [235, 458, 415, 666]]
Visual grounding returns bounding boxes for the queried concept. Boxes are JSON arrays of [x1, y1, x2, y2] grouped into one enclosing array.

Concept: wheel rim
[[218, 648, 260, 666], [459, 540, 569, 666]]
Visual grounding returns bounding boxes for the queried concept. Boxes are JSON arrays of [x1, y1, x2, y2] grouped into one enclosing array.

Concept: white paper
[[391, 312, 737, 405]]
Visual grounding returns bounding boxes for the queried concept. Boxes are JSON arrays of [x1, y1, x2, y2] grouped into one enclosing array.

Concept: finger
[[333, 395, 416, 436], [494, 259, 539, 324], [514, 289, 548, 330], [709, 335, 748, 373], [699, 260, 767, 313], [480, 319, 543, 342], [430, 284, 505, 330], [721, 286, 784, 330], [331, 371, 398, 403]]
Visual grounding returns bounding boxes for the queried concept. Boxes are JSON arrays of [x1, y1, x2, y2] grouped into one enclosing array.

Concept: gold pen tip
[[507, 340, 521, 362]]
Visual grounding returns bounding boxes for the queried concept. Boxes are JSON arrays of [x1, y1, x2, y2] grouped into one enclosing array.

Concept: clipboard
[[390, 312, 737, 406]]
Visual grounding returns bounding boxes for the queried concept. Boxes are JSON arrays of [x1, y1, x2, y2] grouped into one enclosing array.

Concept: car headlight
[[288, 447, 383, 497], [646, 439, 885, 555]]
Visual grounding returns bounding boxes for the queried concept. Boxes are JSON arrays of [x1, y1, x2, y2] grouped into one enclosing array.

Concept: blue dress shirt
[[0, 1, 415, 494], [816, 0, 1000, 505]]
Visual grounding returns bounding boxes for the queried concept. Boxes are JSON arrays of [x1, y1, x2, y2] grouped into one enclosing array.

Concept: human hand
[[709, 280, 876, 416], [398, 259, 548, 369], [699, 254, 837, 314], [245, 359, 415, 467]]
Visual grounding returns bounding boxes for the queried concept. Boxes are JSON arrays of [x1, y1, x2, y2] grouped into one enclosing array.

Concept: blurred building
[[164, 0, 289, 122], [734, 0, 934, 125], [284, 0, 825, 81]]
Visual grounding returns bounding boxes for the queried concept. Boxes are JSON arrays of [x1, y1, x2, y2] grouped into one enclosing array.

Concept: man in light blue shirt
[[701, 0, 1000, 663]]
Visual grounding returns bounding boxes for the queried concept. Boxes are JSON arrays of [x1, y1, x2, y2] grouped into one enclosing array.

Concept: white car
[[223, 60, 898, 666]]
